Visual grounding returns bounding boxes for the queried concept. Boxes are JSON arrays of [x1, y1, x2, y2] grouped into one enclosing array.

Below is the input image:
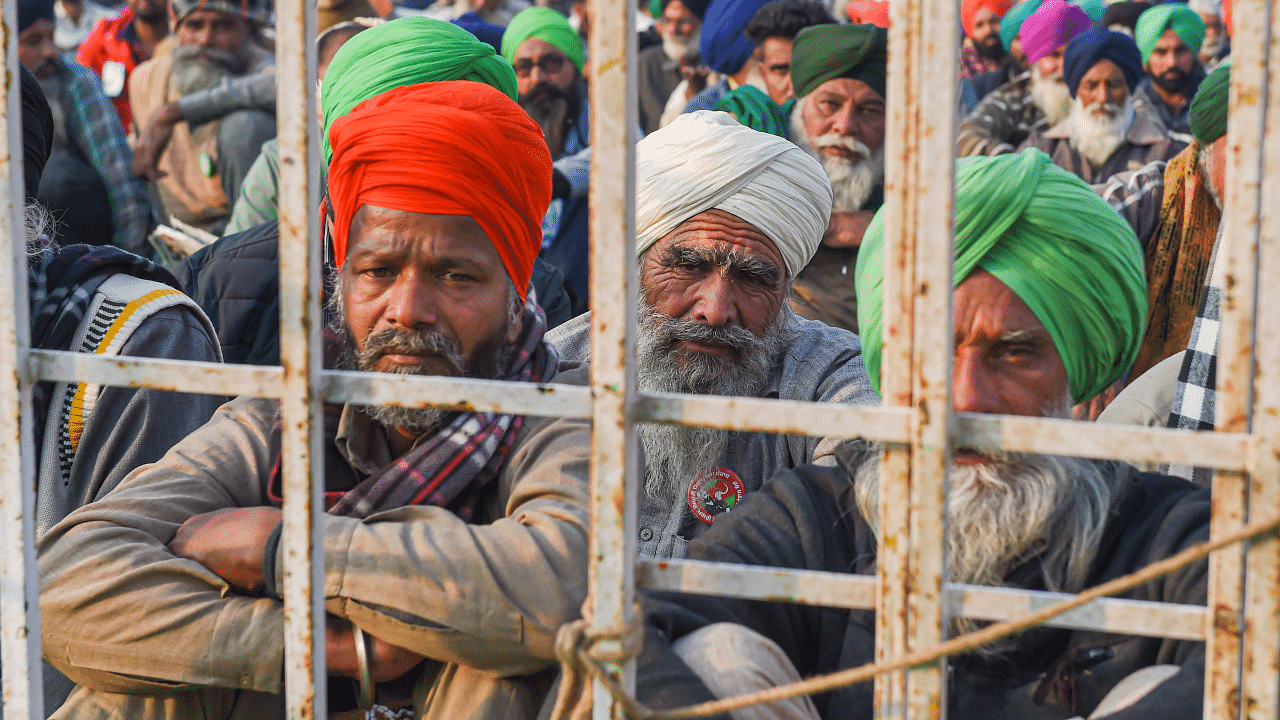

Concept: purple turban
[[1019, 0, 1092, 64], [1062, 26, 1144, 97]]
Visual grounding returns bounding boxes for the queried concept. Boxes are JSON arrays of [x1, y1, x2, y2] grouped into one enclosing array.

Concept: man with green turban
[[631, 149, 1212, 720], [1097, 61, 1230, 485], [785, 22, 888, 334], [1133, 2, 1206, 146], [501, 6, 597, 314]]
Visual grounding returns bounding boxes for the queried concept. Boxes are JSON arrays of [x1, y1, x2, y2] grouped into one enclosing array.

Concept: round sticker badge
[[687, 467, 746, 524]]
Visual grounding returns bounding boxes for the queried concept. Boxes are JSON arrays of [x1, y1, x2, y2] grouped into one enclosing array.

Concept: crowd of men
[[8, 0, 1239, 715]]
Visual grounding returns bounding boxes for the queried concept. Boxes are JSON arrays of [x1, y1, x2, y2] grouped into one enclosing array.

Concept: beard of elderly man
[[1029, 45, 1074, 127], [788, 77, 885, 214], [636, 208, 797, 499]]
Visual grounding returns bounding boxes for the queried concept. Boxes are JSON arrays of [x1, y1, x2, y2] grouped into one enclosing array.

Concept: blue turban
[[700, 0, 770, 75], [452, 12, 505, 53], [1063, 27, 1144, 97], [19, 0, 53, 33]]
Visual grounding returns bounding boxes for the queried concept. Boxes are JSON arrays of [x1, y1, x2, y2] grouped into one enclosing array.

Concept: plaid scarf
[[268, 300, 559, 521], [27, 241, 181, 462], [1130, 141, 1221, 381]]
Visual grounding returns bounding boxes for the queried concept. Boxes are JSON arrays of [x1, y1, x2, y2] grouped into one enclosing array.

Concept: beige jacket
[[38, 373, 591, 717]]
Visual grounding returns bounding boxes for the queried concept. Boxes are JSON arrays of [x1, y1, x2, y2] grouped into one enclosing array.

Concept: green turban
[[1189, 60, 1231, 144], [321, 17, 517, 164], [790, 23, 888, 100], [502, 7, 585, 74], [1135, 3, 1205, 62], [712, 86, 793, 137], [855, 150, 1147, 404], [999, 0, 1041, 51]]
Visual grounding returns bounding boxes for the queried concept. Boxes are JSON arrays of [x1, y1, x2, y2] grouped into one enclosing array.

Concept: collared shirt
[[1131, 68, 1206, 148], [957, 70, 1048, 157], [548, 312, 879, 558], [50, 58, 153, 255], [1018, 108, 1181, 183]]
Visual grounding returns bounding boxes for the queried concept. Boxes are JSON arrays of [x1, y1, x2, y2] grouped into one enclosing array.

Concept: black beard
[[519, 81, 580, 158], [134, 5, 169, 21], [1151, 67, 1191, 93], [975, 36, 1007, 62]]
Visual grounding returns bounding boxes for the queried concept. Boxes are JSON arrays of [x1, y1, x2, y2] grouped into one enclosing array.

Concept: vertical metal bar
[[1206, 0, 1266, 716], [587, 0, 638, 713], [877, 0, 956, 714], [275, 0, 325, 715], [0, 0, 43, 712], [1240, 5, 1280, 716]]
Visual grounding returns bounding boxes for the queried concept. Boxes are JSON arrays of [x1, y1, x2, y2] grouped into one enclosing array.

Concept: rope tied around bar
[[550, 512, 1280, 720], [548, 604, 648, 720]]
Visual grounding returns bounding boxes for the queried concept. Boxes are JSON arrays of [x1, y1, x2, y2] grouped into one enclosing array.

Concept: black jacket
[[637, 443, 1210, 720], [179, 220, 575, 366]]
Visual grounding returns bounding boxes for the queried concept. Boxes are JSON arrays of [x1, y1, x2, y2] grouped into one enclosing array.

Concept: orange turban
[[326, 81, 552, 301], [961, 0, 1014, 37]]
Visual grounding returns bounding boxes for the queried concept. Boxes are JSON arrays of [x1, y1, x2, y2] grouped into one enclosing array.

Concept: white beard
[[662, 28, 701, 63], [790, 102, 885, 213], [1068, 94, 1134, 168], [1029, 65, 1073, 127]]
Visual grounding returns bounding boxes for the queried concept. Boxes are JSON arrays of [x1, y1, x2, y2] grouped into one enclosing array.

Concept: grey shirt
[[548, 312, 878, 558]]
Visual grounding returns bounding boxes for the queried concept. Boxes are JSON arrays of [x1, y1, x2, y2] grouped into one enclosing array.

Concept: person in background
[[76, 0, 171, 131], [636, 0, 710, 133], [1132, 2, 1205, 145], [960, 0, 1013, 79], [1187, 0, 1228, 69], [54, 0, 121, 55]]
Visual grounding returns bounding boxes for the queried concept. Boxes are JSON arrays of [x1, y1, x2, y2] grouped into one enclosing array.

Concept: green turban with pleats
[[502, 7, 585, 74], [321, 17, 517, 164], [855, 150, 1147, 404], [1189, 60, 1231, 144], [790, 23, 888, 100], [712, 85, 793, 137], [1135, 3, 1205, 62]]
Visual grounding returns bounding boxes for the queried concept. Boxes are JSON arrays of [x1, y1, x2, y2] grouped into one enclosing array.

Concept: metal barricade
[[0, 0, 1273, 716]]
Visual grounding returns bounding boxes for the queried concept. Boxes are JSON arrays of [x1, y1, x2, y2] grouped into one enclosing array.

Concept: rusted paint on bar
[[1240, 4, 1280, 716], [587, 0, 638, 713], [274, 0, 324, 713], [635, 394, 913, 442], [322, 369, 593, 418], [0, 3, 43, 714], [1206, 0, 1267, 716]]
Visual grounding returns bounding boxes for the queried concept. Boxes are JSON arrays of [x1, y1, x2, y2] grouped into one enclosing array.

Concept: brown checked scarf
[[1130, 140, 1221, 381], [267, 299, 558, 522]]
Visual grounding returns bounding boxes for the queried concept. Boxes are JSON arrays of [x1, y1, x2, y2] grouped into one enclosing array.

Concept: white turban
[[635, 110, 834, 279]]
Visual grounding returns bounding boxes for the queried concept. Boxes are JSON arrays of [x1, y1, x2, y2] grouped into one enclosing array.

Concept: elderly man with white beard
[[957, 0, 1090, 157], [1020, 27, 1180, 183], [547, 110, 877, 559], [632, 149, 1210, 720], [782, 22, 887, 333]]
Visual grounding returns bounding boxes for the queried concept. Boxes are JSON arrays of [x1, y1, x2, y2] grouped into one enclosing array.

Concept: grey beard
[[636, 301, 796, 499], [853, 447, 1112, 656], [1029, 66, 1073, 127], [1068, 95, 1133, 168], [662, 29, 700, 63], [790, 102, 884, 213], [171, 43, 253, 96]]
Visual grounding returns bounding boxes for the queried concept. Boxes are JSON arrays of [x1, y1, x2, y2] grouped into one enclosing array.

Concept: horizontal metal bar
[[28, 350, 283, 398], [634, 393, 915, 444], [955, 414, 1252, 472], [640, 559, 1206, 640], [319, 369, 594, 419]]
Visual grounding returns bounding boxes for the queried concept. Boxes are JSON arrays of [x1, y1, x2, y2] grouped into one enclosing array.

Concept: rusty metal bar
[[274, 0, 325, 714], [0, 0, 43, 709], [1240, 4, 1280, 715], [587, 0, 639, 713], [1206, 0, 1268, 716]]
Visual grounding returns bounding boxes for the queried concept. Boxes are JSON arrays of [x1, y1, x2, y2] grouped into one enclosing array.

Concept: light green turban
[[999, 0, 1041, 51], [502, 7, 585, 74], [1135, 3, 1205, 62], [855, 150, 1147, 404], [321, 17, 517, 164]]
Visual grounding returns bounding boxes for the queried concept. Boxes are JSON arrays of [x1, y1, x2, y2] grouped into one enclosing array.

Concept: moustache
[[358, 327, 466, 376], [810, 133, 873, 158], [655, 315, 761, 356]]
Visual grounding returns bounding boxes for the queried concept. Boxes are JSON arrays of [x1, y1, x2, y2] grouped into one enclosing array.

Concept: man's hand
[[326, 616, 427, 683], [679, 59, 711, 98], [133, 101, 184, 181], [822, 210, 876, 249], [168, 506, 281, 594]]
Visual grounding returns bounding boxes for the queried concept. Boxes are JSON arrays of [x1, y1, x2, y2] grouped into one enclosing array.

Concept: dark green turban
[[712, 86, 793, 137], [1189, 60, 1230, 144], [321, 17, 517, 164], [790, 23, 888, 100], [502, 7, 585, 74], [855, 150, 1147, 404]]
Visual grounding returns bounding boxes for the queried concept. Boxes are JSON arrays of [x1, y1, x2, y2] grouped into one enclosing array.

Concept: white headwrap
[[635, 110, 834, 278]]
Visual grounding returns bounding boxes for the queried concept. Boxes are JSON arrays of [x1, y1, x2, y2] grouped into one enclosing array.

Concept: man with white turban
[[548, 110, 877, 558]]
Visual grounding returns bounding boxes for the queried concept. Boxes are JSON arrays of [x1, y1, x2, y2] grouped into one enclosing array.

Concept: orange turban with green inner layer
[[326, 81, 552, 301]]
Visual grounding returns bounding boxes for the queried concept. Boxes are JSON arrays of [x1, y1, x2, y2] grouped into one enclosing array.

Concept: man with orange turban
[[960, 0, 1015, 78], [40, 81, 593, 720]]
